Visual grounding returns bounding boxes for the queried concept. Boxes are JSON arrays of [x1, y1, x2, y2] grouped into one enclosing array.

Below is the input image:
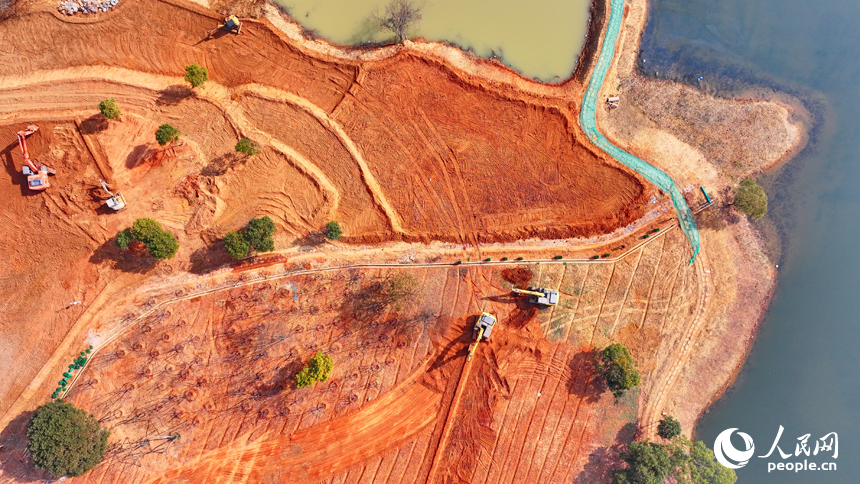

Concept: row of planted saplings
[[53, 345, 94, 399]]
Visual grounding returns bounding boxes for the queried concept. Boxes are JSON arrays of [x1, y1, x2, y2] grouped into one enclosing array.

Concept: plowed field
[[0, 0, 683, 482]]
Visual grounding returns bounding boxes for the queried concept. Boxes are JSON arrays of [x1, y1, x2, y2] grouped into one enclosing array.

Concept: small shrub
[[515, 257, 523, 261], [734, 178, 768, 220], [155, 123, 180, 146], [235, 138, 261, 156], [484, 257, 491, 262], [643, 234, 650, 239], [657, 415, 682, 440], [223, 231, 250, 259], [501, 257, 508, 261], [295, 351, 334, 388], [453, 261, 461, 265], [115, 228, 133, 249], [592, 255, 600, 260], [602, 253, 611, 258], [184, 63, 209, 88], [27, 401, 109, 477], [325, 220, 342, 240], [553, 255, 563, 260], [98, 99, 121, 120]]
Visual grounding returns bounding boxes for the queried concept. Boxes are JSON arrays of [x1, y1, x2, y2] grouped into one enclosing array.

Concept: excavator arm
[[511, 287, 545, 298], [16, 125, 55, 191], [16, 126, 40, 174]]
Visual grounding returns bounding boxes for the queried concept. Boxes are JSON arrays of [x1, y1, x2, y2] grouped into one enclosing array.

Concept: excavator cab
[[512, 287, 559, 307], [100, 179, 127, 211], [22, 165, 49, 191], [16, 125, 55, 192], [468, 312, 496, 361], [207, 15, 242, 39]]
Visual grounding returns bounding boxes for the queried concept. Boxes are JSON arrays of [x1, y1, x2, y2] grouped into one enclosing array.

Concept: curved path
[[580, 0, 701, 263]]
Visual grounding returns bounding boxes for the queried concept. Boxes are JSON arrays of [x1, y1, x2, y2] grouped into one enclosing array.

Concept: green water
[[641, 0, 860, 482], [276, 0, 590, 80]]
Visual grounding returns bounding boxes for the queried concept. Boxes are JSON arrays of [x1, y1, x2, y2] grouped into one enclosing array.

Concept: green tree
[[131, 218, 163, 245], [27, 401, 109, 477], [155, 123, 181, 146], [223, 231, 250, 259], [733, 178, 768, 220], [295, 351, 334, 388], [98, 99, 121, 121], [325, 220, 342, 240], [235, 138, 261, 156], [118, 218, 179, 259], [668, 437, 737, 484], [146, 230, 179, 259], [612, 441, 673, 484], [115, 228, 133, 249], [658, 415, 682, 440], [184, 63, 209, 88], [597, 343, 641, 397], [245, 216, 276, 252]]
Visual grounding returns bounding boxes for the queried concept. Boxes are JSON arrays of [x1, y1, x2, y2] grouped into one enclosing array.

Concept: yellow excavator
[[206, 15, 242, 39], [467, 312, 496, 361], [512, 287, 559, 307]]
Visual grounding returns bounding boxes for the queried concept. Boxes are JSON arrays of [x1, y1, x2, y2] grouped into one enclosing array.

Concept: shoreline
[[253, 0, 803, 447], [593, 0, 801, 440]]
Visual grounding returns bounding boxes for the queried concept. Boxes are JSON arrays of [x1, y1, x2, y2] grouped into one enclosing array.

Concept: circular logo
[[714, 428, 755, 469]]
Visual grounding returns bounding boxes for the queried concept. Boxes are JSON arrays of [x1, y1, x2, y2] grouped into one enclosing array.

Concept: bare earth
[[0, 0, 801, 481]]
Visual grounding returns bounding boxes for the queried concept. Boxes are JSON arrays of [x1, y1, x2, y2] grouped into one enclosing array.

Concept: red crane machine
[[16, 125, 55, 191]]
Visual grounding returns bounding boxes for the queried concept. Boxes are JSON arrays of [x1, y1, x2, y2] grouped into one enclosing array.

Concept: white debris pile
[[57, 0, 118, 15]]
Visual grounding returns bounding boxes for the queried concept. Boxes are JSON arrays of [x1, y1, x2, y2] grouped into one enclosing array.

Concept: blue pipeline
[[579, 0, 700, 264]]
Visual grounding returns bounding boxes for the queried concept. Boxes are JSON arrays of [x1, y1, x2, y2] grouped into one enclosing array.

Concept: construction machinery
[[512, 287, 559, 307], [206, 15, 242, 39], [99, 179, 127, 211], [16, 125, 55, 191], [467, 312, 496, 361]]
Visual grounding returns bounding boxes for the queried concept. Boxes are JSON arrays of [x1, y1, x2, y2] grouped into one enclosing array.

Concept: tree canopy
[[245, 216, 276, 252], [658, 414, 682, 440], [235, 138, 261, 156], [223, 231, 250, 259], [733, 178, 768, 220], [597, 343, 641, 397], [117, 218, 179, 259], [613, 437, 737, 484], [296, 351, 334, 388], [155, 123, 181, 146], [325, 220, 342, 240], [184, 63, 209, 88], [223, 216, 276, 259], [98, 99, 121, 120], [27, 401, 109, 477]]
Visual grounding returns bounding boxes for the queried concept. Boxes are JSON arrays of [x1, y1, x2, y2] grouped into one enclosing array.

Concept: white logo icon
[[714, 428, 756, 469]]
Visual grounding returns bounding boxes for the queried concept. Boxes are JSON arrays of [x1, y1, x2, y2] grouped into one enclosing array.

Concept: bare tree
[[371, 0, 422, 42]]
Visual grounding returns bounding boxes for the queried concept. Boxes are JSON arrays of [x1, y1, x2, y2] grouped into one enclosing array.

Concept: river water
[[641, 0, 860, 482], [274, 0, 589, 80]]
